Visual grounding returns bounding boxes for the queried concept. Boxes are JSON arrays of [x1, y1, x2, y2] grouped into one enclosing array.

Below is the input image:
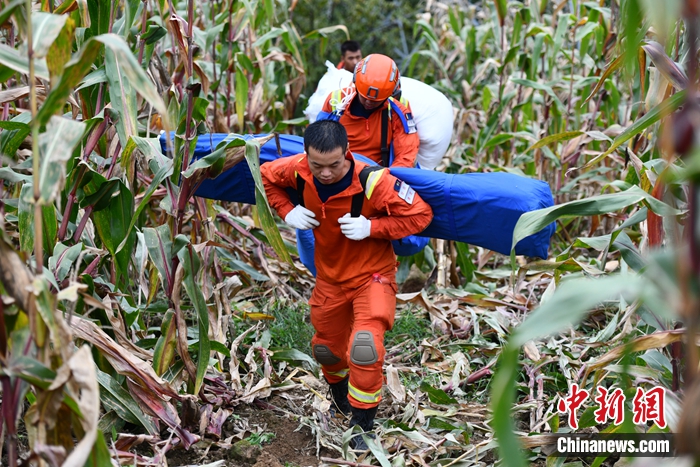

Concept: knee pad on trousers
[[350, 331, 378, 366], [313, 344, 341, 365]]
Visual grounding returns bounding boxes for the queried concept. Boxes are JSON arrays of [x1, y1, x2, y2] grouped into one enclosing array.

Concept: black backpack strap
[[351, 166, 384, 217], [380, 107, 389, 167], [296, 173, 305, 208]]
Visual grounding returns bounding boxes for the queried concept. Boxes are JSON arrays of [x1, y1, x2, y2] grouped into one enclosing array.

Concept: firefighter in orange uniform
[[321, 54, 419, 168], [261, 120, 433, 450]]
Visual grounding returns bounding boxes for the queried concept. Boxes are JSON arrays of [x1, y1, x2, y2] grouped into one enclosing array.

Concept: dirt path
[[166, 406, 332, 466]]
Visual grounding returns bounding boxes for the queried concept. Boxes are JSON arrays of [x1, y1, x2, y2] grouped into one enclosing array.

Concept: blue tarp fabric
[[159, 132, 555, 266], [160, 132, 305, 205]]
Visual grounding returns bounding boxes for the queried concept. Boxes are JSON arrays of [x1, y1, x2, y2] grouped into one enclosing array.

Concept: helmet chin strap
[[330, 84, 357, 114]]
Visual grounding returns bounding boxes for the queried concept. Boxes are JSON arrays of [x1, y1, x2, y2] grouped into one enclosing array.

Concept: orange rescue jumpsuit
[[261, 152, 433, 408], [321, 95, 420, 168]]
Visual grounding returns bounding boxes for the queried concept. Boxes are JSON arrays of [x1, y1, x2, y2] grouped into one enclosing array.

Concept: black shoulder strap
[[351, 166, 383, 217], [380, 107, 389, 167], [296, 173, 305, 208]]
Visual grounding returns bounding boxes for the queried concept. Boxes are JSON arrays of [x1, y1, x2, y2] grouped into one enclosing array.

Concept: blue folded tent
[[160, 133, 555, 274]]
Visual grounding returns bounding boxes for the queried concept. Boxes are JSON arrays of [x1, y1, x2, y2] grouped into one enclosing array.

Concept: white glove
[[338, 213, 371, 241], [284, 205, 319, 230]]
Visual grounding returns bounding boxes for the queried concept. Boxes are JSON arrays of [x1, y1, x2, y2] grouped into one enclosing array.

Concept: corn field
[[0, 0, 698, 466]]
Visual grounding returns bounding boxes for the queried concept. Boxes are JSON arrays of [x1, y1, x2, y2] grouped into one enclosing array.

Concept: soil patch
[[166, 399, 334, 467]]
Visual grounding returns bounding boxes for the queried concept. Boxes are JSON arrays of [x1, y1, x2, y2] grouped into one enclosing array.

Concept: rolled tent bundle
[[159, 133, 555, 262], [389, 168, 555, 258], [160, 132, 305, 204]]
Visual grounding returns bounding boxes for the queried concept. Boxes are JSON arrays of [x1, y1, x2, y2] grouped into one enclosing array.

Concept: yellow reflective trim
[[327, 368, 350, 378], [365, 169, 385, 199], [348, 383, 381, 403], [329, 89, 343, 112]]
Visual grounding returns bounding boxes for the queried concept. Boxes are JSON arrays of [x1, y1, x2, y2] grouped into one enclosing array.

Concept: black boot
[[328, 378, 352, 417], [349, 406, 378, 451]]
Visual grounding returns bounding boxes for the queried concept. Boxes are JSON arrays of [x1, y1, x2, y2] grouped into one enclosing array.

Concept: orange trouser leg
[[346, 274, 397, 409], [310, 280, 353, 384]]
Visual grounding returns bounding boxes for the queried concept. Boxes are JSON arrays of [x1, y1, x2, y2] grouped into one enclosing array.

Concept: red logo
[[594, 386, 626, 426], [632, 386, 667, 429], [558, 384, 590, 429]]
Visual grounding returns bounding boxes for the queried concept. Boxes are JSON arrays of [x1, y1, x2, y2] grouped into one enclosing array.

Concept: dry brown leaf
[[172, 262, 198, 383], [229, 324, 260, 392], [71, 316, 180, 399], [239, 377, 272, 403], [167, 14, 189, 71], [0, 236, 35, 312], [62, 346, 100, 467], [206, 408, 231, 440], [127, 379, 198, 449], [523, 341, 541, 361], [386, 365, 406, 403], [582, 329, 685, 384], [104, 293, 153, 361]]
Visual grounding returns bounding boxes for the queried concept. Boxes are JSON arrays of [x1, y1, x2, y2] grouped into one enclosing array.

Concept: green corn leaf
[[31, 12, 68, 59], [87, 0, 110, 37], [419, 381, 458, 405], [75, 67, 107, 92], [2, 355, 56, 389], [116, 137, 174, 255], [269, 348, 316, 369], [494, 0, 507, 26], [49, 242, 83, 282], [36, 37, 102, 127], [512, 186, 682, 250], [91, 180, 136, 287], [570, 90, 686, 173], [177, 243, 210, 395], [510, 77, 564, 109], [244, 140, 293, 264], [0, 0, 24, 27], [83, 431, 113, 467], [38, 116, 86, 203], [153, 310, 177, 376], [96, 369, 158, 433], [46, 16, 75, 82], [0, 43, 50, 80], [490, 345, 525, 467], [0, 114, 31, 158], [525, 131, 584, 153], [235, 63, 249, 132], [484, 133, 514, 149], [143, 225, 173, 293], [18, 184, 57, 256], [99, 34, 170, 136]]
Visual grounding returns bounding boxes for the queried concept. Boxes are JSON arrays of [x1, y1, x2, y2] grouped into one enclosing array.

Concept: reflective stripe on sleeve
[[364, 169, 385, 199], [348, 382, 381, 404], [327, 368, 350, 378]]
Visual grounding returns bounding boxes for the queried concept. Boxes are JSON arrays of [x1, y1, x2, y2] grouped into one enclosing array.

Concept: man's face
[[358, 95, 385, 110], [342, 50, 362, 73], [306, 145, 349, 184]]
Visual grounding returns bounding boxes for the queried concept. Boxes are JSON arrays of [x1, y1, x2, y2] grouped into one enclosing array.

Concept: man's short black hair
[[341, 40, 361, 55], [304, 120, 348, 154]]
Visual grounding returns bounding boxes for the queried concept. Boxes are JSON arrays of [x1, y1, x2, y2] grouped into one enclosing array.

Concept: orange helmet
[[352, 54, 401, 101]]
